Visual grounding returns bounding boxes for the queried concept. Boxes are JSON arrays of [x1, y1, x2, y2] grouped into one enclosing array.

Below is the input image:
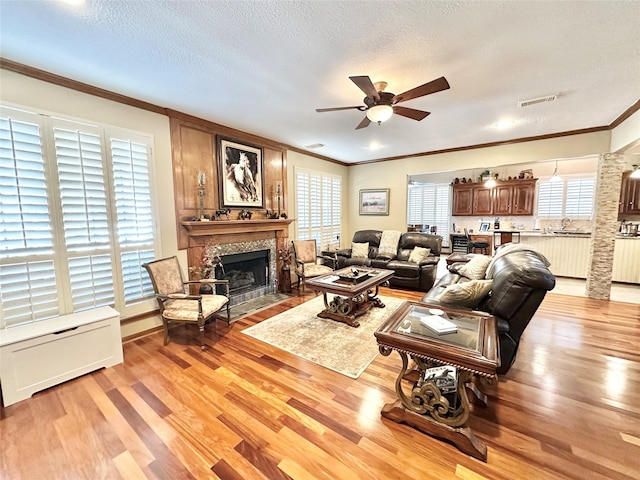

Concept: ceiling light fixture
[[631, 164, 640, 179], [366, 105, 393, 125], [550, 159, 562, 182]]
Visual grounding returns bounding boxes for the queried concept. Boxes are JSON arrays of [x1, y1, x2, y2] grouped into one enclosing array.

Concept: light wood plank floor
[[1, 288, 639, 479]]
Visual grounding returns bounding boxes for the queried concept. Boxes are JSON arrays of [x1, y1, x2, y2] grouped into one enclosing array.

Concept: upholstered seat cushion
[[296, 263, 333, 277], [163, 295, 229, 321]]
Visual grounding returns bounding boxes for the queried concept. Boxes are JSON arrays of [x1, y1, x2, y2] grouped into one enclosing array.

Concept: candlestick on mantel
[[197, 171, 206, 220], [275, 181, 283, 216]]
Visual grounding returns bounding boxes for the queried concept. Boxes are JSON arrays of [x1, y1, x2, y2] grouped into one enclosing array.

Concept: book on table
[[422, 365, 457, 393], [418, 314, 458, 334]]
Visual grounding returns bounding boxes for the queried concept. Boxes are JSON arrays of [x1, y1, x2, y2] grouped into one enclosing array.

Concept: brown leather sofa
[[335, 230, 442, 292], [421, 247, 555, 374]]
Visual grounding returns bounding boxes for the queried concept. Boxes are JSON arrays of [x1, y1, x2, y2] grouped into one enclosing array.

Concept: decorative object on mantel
[[214, 209, 231, 220], [238, 209, 253, 220], [197, 171, 207, 221], [277, 246, 292, 293]]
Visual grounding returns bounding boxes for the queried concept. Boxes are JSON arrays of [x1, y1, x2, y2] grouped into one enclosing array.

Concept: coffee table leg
[[379, 348, 488, 461]]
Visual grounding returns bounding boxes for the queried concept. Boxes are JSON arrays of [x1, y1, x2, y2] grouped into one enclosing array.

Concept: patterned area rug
[[241, 295, 405, 378]]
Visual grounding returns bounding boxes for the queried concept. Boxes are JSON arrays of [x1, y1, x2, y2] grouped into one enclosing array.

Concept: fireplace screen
[[217, 249, 270, 295]]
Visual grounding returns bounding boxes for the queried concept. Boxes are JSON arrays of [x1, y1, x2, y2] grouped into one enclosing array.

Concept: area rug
[[241, 295, 405, 378]]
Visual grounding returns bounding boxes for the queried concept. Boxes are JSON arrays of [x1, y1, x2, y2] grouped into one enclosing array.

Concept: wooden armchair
[[291, 239, 336, 294], [142, 256, 230, 350]]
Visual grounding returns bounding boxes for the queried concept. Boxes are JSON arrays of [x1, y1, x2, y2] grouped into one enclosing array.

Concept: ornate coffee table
[[305, 267, 394, 327], [374, 301, 499, 461]]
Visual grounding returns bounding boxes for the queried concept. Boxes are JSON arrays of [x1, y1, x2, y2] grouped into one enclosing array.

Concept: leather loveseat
[[421, 246, 555, 374], [335, 230, 442, 292]]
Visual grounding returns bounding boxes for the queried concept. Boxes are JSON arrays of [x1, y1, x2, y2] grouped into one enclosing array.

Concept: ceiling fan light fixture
[[366, 105, 393, 124], [631, 164, 640, 179]]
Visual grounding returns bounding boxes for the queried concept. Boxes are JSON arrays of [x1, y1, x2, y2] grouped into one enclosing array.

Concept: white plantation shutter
[[0, 106, 158, 328], [565, 177, 595, 217], [537, 180, 564, 217], [0, 112, 61, 324], [295, 168, 341, 251], [53, 121, 114, 311], [110, 137, 155, 301], [537, 175, 594, 218], [407, 183, 451, 247]]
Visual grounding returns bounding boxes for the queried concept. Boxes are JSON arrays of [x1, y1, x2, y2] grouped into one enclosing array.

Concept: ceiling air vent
[[518, 94, 558, 108]]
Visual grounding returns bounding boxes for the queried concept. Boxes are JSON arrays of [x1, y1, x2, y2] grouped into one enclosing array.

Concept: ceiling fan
[[316, 75, 450, 129]]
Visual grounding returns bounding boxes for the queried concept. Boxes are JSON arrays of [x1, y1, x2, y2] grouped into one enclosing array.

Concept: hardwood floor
[[1, 288, 639, 479]]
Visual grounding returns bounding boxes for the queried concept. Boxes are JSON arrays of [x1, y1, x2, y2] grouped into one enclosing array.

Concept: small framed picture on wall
[[359, 189, 390, 215]]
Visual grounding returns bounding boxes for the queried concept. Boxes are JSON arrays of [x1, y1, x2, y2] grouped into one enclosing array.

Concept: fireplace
[[218, 249, 269, 296], [210, 238, 278, 306], [182, 218, 292, 301]]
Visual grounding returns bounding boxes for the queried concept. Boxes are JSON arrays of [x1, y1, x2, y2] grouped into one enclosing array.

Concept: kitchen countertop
[[494, 230, 640, 239]]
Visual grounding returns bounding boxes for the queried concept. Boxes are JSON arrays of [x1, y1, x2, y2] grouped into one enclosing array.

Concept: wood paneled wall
[[169, 111, 288, 250]]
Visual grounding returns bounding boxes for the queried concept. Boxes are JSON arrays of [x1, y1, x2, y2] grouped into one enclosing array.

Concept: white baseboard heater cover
[[0, 306, 123, 407]]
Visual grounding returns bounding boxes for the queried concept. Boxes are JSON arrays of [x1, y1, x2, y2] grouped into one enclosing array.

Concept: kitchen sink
[[552, 230, 590, 235]]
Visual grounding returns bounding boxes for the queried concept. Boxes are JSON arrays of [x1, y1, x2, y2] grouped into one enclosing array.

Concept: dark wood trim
[[0, 57, 168, 115], [120, 309, 160, 325], [2, 58, 638, 166], [287, 145, 349, 166], [121, 325, 163, 344], [609, 97, 640, 129], [350, 126, 611, 166]]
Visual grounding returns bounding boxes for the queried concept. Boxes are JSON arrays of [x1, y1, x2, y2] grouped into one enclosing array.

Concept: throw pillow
[[457, 255, 492, 280], [351, 242, 369, 259], [378, 230, 402, 259], [408, 246, 431, 263], [436, 279, 493, 308]]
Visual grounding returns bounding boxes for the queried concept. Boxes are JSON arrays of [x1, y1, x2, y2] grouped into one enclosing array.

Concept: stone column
[[585, 153, 625, 299]]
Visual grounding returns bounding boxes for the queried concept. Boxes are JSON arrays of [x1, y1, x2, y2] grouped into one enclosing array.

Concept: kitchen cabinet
[[452, 184, 474, 215], [619, 171, 640, 215], [452, 179, 536, 216]]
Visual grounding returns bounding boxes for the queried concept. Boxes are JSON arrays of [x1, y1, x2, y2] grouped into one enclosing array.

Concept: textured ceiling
[[1, 1, 639, 163]]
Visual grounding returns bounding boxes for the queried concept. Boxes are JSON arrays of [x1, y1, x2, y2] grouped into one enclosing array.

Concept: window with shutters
[[295, 167, 341, 251], [537, 175, 595, 218], [407, 183, 451, 247], [0, 106, 158, 328]]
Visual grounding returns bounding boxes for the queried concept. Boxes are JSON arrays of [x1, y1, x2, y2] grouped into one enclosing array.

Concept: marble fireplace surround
[[182, 219, 293, 304]]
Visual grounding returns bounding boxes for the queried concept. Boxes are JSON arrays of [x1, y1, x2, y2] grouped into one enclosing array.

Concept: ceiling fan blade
[[393, 76, 450, 104], [355, 116, 371, 130], [349, 76, 380, 101], [393, 106, 431, 121], [316, 106, 362, 112]]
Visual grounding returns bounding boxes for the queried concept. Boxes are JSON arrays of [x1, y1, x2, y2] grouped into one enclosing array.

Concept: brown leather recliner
[[422, 248, 555, 374], [335, 230, 442, 292]]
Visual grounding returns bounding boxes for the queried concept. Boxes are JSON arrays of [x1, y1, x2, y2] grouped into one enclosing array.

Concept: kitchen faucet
[[561, 218, 572, 230]]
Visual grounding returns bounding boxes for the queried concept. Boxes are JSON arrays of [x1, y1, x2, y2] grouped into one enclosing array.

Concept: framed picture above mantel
[[217, 136, 264, 209]]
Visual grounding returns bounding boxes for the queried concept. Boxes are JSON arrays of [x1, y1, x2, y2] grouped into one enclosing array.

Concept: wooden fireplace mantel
[[181, 218, 294, 238]]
